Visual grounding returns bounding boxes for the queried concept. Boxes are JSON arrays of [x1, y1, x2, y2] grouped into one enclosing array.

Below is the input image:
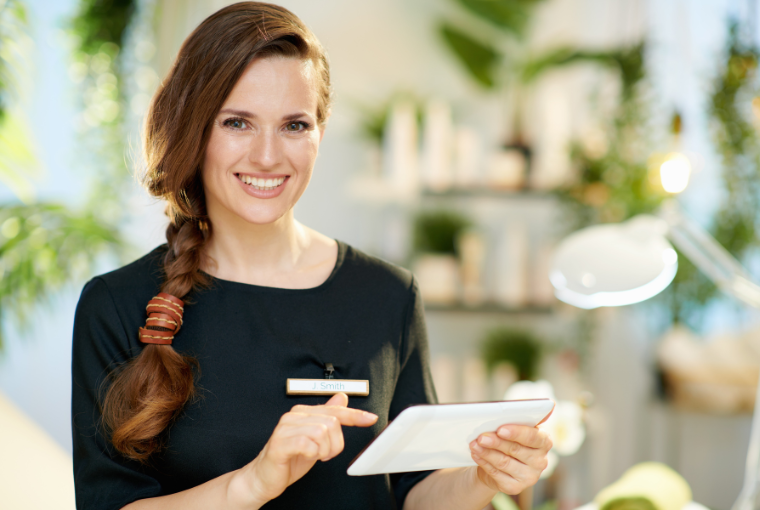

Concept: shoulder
[[76, 245, 168, 334], [93, 244, 168, 294], [337, 241, 415, 298]]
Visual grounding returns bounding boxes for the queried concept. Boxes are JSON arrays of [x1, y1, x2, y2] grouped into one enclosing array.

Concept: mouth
[[235, 173, 288, 191]]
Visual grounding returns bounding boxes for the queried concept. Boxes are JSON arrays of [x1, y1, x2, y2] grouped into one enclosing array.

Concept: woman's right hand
[[229, 392, 378, 507]]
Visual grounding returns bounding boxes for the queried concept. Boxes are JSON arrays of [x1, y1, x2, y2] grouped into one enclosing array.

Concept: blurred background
[[2, 0, 760, 508]]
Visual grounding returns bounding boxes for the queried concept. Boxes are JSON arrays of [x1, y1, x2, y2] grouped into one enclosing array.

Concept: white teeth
[[237, 174, 286, 190]]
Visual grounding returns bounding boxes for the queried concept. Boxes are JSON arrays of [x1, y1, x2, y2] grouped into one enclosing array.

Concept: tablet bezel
[[347, 399, 554, 475]]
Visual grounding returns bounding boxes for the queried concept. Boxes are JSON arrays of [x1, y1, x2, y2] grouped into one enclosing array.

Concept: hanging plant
[[663, 21, 760, 329], [68, 0, 137, 222], [552, 43, 668, 229]]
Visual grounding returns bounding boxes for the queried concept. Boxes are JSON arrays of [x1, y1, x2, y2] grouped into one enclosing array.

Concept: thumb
[[325, 392, 348, 407]]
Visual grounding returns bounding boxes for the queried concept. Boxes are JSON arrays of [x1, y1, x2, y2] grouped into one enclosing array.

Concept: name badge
[[287, 378, 369, 396]]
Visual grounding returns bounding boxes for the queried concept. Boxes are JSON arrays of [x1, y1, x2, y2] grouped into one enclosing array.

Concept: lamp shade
[[550, 215, 678, 309]]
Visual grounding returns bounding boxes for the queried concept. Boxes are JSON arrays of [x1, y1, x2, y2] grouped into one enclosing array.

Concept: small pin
[[324, 362, 335, 379]]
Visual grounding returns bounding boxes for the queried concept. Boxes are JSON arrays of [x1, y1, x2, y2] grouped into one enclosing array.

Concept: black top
[[71, 241, 438, 510]]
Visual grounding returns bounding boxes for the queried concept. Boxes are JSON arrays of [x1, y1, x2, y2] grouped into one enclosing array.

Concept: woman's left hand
[[469, 425, 553, 495]]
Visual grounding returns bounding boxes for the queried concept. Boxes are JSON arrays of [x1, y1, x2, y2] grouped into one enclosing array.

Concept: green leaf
[[71, 0, 136, 54], [439, 23, 502, 89], [522, 44, 645, 98], [0, 112, 41, 203], [481, 328, 542, 381], [0, 203, 126, 349], [452, 0, 539, 37], [413, 210, 471, 256]]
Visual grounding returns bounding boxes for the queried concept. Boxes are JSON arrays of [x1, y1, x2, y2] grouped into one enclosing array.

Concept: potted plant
[[411, 210, 471, 305]]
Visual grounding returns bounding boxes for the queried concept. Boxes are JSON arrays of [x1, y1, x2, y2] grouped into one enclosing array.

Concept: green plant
[[553, 43, 668, 229], [412, 210, 471, 256], [0, 0, 133, 351], [660, 21, 760, 329], [351, 91, 424, 146], [437, 0, 545, 90], [69, 0, 137, 220], [481, 327, 541, 381]]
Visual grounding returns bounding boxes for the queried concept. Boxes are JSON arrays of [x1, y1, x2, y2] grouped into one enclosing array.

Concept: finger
[[325, 392, 348, 407], [470, 442, 533, 483], [496, 425, 551, 450], [279, 414, 344, 460], [269, 433, 321, 462], [290, 404, 378, 427], [472, 433, 544, 466], [278, 422, 336, 460], [471, 453, 525, 495]]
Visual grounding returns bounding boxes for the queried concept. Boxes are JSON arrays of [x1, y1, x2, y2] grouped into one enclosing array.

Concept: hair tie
[[138, 292, 185, 345]]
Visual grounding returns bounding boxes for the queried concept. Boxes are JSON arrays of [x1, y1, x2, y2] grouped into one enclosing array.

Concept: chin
[[236, 205, 291, 226]]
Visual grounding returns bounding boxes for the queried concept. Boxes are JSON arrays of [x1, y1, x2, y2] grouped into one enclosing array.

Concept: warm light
[[660, 153, 691, 193]]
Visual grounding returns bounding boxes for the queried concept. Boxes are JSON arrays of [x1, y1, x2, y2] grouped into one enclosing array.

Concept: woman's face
[[202, 56, 323, 227]]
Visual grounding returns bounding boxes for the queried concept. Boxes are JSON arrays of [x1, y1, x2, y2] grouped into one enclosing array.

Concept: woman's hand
[[468, 425, 553, 495], [230, 392, 378, 507]]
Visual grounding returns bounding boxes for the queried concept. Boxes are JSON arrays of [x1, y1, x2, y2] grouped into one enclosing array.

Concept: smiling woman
[[70, 3, 551, 510]]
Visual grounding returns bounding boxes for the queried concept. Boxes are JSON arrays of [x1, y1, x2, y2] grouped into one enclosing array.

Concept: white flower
[[541, 450, 559, 479], [504, 379, 556, 401], [503, 380, 586, 459], [542, 400, 585, 456]]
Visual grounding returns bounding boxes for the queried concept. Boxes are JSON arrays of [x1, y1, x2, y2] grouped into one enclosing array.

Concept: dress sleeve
[[389, 277, 439, 510], [71, 277, 163, 510]]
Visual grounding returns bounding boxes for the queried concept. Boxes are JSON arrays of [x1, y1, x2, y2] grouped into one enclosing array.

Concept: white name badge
[[286, 378, 370, 396]]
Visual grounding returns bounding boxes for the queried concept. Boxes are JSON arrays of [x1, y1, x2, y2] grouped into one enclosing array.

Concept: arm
[[122, 392, 377, 510], [402, 467, 497, 510], [403, 425, 552, 510]]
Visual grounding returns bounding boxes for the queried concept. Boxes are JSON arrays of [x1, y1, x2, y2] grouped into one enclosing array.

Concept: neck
[[203, 208, 309, 280]]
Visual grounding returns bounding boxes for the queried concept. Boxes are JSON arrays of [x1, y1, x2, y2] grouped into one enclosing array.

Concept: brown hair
[[101, 2, 332, 462]]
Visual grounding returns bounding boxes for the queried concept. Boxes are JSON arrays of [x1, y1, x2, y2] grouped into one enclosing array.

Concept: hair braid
[[102, 214, 211, 462]]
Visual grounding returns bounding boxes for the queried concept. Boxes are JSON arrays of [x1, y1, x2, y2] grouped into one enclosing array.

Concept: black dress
[[71, 241, 438, 510]]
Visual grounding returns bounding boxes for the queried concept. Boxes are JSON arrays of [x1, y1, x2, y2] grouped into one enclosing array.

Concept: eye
[[285, 121, 309, 132], [222, 117, 248, 130]]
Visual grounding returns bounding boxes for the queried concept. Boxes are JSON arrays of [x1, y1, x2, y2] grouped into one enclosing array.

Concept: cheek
[[203, 130, 248, 176], [286, 134, 320, 173]]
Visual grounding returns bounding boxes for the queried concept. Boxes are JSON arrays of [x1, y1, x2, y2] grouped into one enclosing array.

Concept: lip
[[235, 173, 290, 199]]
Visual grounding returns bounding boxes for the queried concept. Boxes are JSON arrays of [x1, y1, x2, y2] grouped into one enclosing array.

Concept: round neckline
[[199, 239, 347, 293]]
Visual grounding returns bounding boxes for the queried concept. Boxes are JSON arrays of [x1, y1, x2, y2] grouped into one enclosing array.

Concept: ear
[[319, 125, 327, 143]]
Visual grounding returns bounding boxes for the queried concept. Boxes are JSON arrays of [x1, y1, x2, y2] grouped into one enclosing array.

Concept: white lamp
[[550, 198, 760, 510]]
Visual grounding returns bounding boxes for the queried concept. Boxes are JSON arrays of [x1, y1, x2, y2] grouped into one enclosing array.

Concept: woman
[[71, 3, 552, 509]]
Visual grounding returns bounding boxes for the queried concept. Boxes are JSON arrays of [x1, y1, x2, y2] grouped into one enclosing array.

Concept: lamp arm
[[658, 201, 760, 309], [657, 201, 760, 509]]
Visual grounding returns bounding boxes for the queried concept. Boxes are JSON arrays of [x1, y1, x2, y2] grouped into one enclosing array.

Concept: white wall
[[1, 0, 756, 508]]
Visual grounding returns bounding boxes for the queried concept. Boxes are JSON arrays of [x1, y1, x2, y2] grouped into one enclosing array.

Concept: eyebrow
[[218, 108, 313, 121]]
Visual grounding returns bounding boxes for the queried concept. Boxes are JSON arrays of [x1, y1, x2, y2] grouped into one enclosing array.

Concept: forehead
[[221, 56, 318, 114]]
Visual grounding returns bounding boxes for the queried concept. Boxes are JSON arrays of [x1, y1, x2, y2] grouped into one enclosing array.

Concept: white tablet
[[347, 399, 554, 476]]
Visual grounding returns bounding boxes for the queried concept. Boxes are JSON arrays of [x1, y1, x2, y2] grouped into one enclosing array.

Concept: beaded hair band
[[138, 292, 185, 345]]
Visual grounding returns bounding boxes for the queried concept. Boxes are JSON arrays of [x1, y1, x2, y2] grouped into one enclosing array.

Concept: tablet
[[347, 399, 554, 476]]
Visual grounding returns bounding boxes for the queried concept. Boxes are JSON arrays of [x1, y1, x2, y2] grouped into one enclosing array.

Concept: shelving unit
[[424, 303, 554, 315], [420, 187, 554, 200]]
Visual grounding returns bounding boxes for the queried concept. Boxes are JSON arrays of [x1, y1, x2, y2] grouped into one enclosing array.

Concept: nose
[[247, 129, 282, 170]]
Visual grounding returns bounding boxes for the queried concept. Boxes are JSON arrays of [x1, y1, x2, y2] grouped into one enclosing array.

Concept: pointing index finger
[[307, 405, 378, 427]]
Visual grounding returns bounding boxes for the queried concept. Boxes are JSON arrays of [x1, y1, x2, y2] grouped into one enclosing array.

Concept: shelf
[[424, 302, 554, 314], [420, 187, 555, 199]]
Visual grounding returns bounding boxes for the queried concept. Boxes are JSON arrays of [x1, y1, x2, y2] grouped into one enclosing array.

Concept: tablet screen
[[348, 399, 554, 476]]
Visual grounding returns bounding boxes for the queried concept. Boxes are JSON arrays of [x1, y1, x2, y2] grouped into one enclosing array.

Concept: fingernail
[[479, 436, 493, 446], [363, 412, 378, 420], [498, 428, 511, 438], [472, 453, 483, 463], [472, 443, 483, 453]]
